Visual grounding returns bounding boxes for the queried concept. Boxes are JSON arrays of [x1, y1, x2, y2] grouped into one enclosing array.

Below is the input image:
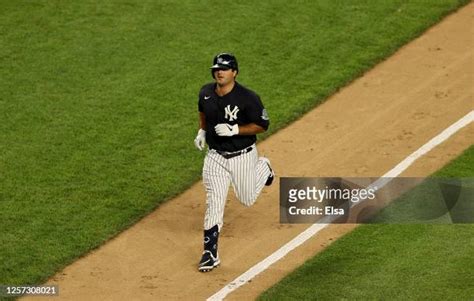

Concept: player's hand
[[194, 129, 206, 151], [215, 123, 239, 137]]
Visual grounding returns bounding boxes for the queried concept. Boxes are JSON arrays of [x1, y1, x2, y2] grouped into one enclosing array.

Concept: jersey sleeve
[[246, 93, 270, 131]]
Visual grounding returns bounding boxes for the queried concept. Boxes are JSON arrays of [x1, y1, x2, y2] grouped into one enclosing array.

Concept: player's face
[[214, 68, 236, 86]]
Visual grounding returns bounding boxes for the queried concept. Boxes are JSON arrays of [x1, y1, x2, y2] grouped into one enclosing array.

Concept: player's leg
[[202, 150, 231, 230], [199, 150, 230, 272], [199, 224, 221, 272], [229, 146, 273, 207]]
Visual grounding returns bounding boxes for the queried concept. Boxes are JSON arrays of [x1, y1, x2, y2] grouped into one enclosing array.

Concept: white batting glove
[[215, 123, 239, 137], [194, 129, 206, 151]]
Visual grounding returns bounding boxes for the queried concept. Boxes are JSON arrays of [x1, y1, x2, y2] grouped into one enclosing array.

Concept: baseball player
[[194, 53, 274, 272]]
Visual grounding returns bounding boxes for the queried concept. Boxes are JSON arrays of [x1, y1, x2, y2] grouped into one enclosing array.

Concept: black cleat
[[198, 250, 220, 272], [261, 158, 275, 186]]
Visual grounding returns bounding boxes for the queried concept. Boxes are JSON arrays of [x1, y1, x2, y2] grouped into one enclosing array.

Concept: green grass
[[371, 178, 474, 224], [371, 146, 474, 224], [0, 0, 469, 287], [259, 146, 474, 300], [434, 146, 474, 178]]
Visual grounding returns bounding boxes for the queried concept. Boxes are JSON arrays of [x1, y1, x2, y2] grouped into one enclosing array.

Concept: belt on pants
[[214, 146, 254, 159]]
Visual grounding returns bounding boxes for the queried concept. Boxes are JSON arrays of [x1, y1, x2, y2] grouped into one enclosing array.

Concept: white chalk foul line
[[207, 110, 474, 301]]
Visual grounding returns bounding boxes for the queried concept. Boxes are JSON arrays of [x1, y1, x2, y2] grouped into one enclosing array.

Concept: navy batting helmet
[[210, 53, 238, 77]]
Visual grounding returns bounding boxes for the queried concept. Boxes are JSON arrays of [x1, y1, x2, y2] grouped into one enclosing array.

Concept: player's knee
[[239, 194, 257, 207]]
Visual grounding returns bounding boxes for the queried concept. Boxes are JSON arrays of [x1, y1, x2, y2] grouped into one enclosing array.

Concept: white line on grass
[[207, 110, 474, 301]]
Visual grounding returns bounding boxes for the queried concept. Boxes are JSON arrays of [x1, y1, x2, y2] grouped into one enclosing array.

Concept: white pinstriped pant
[[203, 145, 271, 230]]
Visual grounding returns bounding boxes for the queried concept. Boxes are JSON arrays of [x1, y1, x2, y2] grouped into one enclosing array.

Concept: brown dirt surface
[[24, 3, 473, 301]]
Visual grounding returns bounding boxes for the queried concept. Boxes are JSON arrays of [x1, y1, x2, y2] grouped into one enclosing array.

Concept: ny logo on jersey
[[224, 105, 239, 121]]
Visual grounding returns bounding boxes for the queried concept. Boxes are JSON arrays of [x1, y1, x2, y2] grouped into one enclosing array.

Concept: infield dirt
[[24, 3, 473, 300]]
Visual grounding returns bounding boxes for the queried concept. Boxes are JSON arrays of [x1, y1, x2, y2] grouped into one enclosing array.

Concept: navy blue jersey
[[198, 82, 269, 152]]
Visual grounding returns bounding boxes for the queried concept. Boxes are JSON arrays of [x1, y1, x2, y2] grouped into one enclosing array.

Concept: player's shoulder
[[200, 82, 215, 94], [235, 82, 260, 101]]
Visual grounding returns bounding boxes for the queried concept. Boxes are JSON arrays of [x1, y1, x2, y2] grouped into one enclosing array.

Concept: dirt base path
[[25, 3, 473, 301]]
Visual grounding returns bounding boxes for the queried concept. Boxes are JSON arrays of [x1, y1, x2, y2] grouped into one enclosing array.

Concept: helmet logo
[[217, 57, 230, 66]]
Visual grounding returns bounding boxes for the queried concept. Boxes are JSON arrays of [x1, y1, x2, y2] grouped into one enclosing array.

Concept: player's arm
[[237, 123, 265, 135], [194, 112, 207, 151], [214, 122, 265, 137], [199, 112, 206, 130]]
